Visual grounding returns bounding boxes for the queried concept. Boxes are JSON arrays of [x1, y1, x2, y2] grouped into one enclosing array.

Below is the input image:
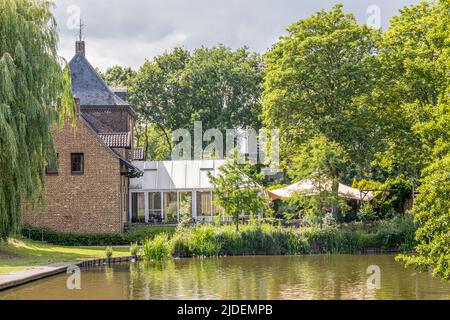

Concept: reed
[[141, 217, 417, 260], [141, 233, 173, 261]]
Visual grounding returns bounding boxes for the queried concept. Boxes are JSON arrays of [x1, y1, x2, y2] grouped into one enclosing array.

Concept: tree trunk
[[331, 179, 339, 220], [144, 121, 149, 159], [331, 167, 339, 220]]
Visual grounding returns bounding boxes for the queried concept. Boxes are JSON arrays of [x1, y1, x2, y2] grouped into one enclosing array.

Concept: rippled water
[[1, 255, 449, 300]]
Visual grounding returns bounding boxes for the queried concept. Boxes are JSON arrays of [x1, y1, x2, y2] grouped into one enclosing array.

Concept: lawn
[[0, 238, 130, 275]]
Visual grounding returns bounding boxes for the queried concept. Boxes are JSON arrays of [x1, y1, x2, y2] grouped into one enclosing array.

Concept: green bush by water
[[143, 216, 417, 259], [130, 242, 139, 256], [141, 234, 172, 260], [105, 246, 114, 259], [20, 217, 416, 259]]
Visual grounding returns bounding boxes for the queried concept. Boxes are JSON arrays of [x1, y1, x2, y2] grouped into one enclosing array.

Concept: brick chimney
[[75, 98, 81, 118], [75, 41, 85, 57]]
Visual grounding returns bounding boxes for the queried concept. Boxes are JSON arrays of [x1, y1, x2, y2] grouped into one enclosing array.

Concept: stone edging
[[0, 256, 136, 292]]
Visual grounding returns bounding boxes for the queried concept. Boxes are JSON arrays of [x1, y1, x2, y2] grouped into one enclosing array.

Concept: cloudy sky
[[53, 0, 419, 71]]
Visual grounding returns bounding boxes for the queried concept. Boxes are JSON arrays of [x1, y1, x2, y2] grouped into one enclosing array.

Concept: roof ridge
[[69, 52, 129, 107], [78, 116, 142, 177], [98, 132, 130, 134]]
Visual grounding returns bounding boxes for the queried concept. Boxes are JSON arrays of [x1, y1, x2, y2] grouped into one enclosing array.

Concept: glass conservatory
[[129, 160, 225, 224]]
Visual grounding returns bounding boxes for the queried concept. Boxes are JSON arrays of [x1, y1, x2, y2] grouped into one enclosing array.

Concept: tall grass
[[141, 234, 172, 261], [141, 217, 417, 260]]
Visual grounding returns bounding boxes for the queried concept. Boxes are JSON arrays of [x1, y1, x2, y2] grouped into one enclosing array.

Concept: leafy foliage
[[0, 0, 74, 239], [105, 246, 114, 259], [157, 217, 416, 257], [21, 225, 176, 246], [262, 4, 380, 176], [397, 154, 450, 280], [378, 0, 450, 280], [129, 242, 139, 257], [99, 65, 136, 88], [128, 46, 263, 158], [142, 234, 173, 261], [208, 160, 268, 231], [357, 203, 376, 223], [288, 135, 350, 221], [177, 195, 193, 231]]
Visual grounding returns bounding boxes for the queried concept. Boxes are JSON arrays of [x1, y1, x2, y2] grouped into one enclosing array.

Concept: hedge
[[21, 225, 176, 246]]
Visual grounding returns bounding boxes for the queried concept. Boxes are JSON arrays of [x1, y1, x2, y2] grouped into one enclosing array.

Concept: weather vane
[[78, 18, 85, 42]]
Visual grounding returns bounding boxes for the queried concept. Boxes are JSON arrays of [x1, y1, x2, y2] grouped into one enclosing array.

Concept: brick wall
[[81, 107, 132, 132], [22, 117, 124, 233]]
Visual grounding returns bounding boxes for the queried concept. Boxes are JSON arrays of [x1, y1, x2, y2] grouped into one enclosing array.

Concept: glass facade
[[163, 192, 178, 223], [148, 192, 161, 223], [131, 192, 145, 223], [197, 191, 213, 220], [130, 190, 220, 224]]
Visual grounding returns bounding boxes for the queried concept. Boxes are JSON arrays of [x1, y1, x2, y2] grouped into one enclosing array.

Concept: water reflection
[[1, 255, 449, 300]]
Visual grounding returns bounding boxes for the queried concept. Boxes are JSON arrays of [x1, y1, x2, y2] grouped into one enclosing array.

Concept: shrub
[[187, 225, 221, 256], [21, 217, 417, 257], [177, 197, 193, 231], [124, 226, 176, 243], [105, 246, 113, 259], [357, 203, 376, 223], [165, 217, 417, 257], [20, 225, 175, 246], [130, 242, 139, 257], [141, 234, 173, 261]]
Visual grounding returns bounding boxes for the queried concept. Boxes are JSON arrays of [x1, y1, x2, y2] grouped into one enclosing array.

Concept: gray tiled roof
[[69, 53, 128, 107], [127, 148, 145, 161], [111, 88, 128, 102], [98, 132, 131, 148]]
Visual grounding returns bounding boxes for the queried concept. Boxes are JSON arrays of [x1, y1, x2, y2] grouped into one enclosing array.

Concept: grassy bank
[[0, 238, 130, 275], [142, 217, 417, 259]]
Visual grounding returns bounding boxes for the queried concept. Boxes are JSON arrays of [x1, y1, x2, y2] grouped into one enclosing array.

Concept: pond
[[1, 255, 449, 300]]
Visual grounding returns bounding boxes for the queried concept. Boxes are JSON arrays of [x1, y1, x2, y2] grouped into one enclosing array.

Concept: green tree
[[0, 0, 74, 239], [129, 47, 191, 151], [129, 46, 264, 156], [397, 154, 450, 280], [389, 0, 450, 280], [184, 45, 263, 131], [208, 161, 267, 231], [289, 135, 350, 220], [262, 4, 380, 178], [100, 65, 136, 88], [134, 123, 171, 160], [370, 0, 450, 178]]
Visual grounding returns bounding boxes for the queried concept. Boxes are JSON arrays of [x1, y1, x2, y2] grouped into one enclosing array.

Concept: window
[[45, 154, 59, 175], [197, 191, 212, 218], [131, 193, 145, 223], [148, 192, 162, 223], [163, 192, 178, 223], [71, 153, 84, 174]]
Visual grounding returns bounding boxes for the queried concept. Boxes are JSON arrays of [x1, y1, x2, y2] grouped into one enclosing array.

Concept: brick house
[[22, 40, 143, 233]]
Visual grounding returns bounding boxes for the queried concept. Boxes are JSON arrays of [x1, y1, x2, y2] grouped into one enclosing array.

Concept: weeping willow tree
[[0, 0, 74, 240]]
